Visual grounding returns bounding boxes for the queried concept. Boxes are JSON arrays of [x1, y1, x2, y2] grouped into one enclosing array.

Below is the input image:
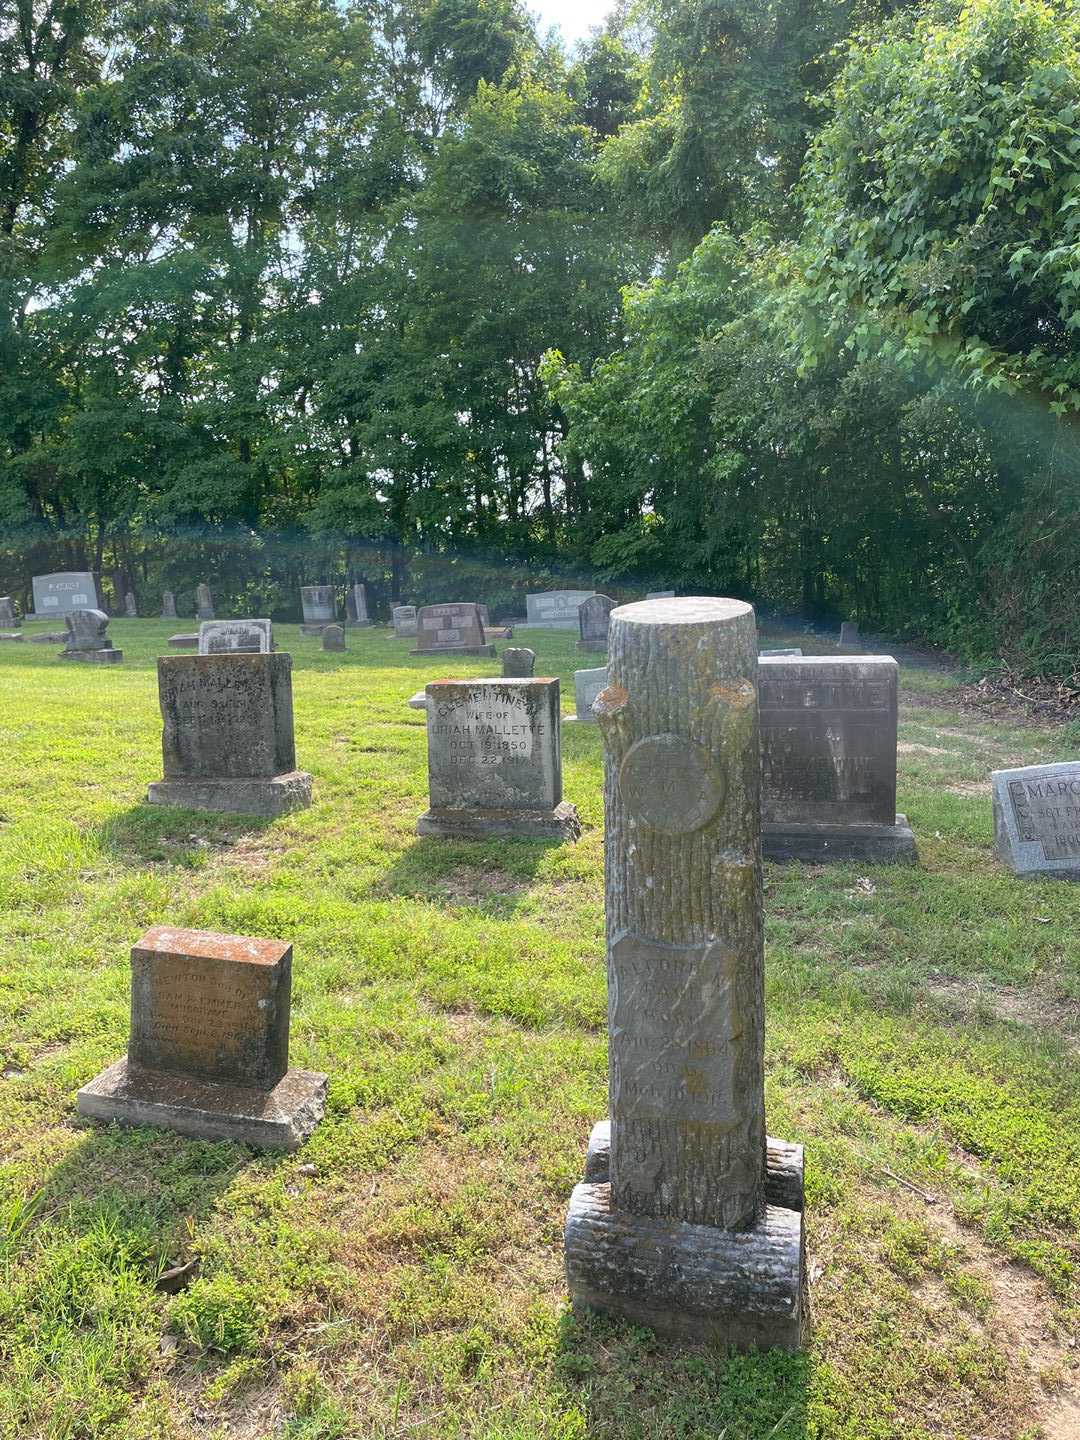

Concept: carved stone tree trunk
[[564, 597, 807, 1349]]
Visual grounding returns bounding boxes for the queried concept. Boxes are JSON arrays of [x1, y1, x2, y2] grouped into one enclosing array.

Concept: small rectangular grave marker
[[568, 667, 607, 723], [195, 583, 215, 621], [77, 926, 327, 1149], [300, 585, 336, 634], [392, 605, 418, 637], [198, 619, 272, 655], [992, 762, 1080, 878], [418, 678, 579, 840], [411, 603, 494, 657]]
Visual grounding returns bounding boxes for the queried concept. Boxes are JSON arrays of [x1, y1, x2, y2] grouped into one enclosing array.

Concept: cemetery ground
[[1, 623, 1079, 1440]]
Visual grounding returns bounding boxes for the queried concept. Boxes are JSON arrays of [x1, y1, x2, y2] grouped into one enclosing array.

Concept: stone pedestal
[[77, 926, 326, 1149], [147, 653, 312, 817], [564, 596, 807, 1348], [418, 678, 580, 841]]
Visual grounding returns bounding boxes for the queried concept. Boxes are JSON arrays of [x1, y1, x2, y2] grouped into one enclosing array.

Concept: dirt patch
[[437, 866, 528, 904], [926, 976, 1080, 1053], [897, 742, 955, 757], [952, 671, 1080, 728], [222, 832, 288, 877], [943, 780, 991, 796]]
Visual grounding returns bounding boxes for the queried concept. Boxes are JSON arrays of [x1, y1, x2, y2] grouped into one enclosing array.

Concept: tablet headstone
[[411, 603, 495, 657], [839, 621, 860, 646], [198, 619, 272, 655], [578, 593, 616, 652], [525, 590, 594, 628], [346, 584, 371, 626], [502, 647, 535, 677], [322, 624, 346, 651], [0, 597, 17, 627], [418, 678, 579, 841], [992, 762, 1080, 879], [392, 605, 418, 637], [76, 926, 327, 1149], [161, 591, 177, 619], [32, 571, 99, 617], [565, 596, 806, 1347], [571, 667, 607, 722], [196, 583, 214, 621]]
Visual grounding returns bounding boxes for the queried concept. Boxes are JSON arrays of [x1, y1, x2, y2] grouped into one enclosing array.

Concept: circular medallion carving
[[618, 734, 724, 834]]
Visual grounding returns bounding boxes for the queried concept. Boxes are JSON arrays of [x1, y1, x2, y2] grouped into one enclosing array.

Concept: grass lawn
[[1, 618, 1079, 1440]]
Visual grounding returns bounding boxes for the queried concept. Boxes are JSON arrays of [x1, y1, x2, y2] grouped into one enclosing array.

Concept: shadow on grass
[[554, 1307, 810, 1438], [375, 832, 559, 906], [97, 802, 276, 867]]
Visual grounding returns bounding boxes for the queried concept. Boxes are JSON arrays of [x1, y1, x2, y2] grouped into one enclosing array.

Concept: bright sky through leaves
[[531, 0, 613, 46]]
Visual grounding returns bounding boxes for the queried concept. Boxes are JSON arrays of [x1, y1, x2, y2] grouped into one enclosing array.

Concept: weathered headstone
[[198, 618, 272, 655], [168, 633, 199, 649], [77, 925, 327, 1149], [322, 624, 346, 652], [418, 679, 580, 841], [525, 589, 594, 628], [346, 583, 372, 627], [109, 570, 126, 615], [408, 690, 429, 711], [161, 591, 177, 619], [992, 762, 1080, 879], [147, 652, 313, 816], [578, 593, 616, 652], [646, 590, 675, 600], [300, 585, 336, 635], [60, 609, 123, 664], [31, 572, 99, 618], [761, 647, 803, 657], [839, 621, 860, 647], [124, 591, 138, 618], [0, 596, 18, 627], [392, 605, 418, 638], [759, 655, 915, 862], [502, 647, 535, 677], [411, 602, 495, 658], [196, 583, 215, 621], [564, 596, 806, 1348], [567, 666, 607, 723]]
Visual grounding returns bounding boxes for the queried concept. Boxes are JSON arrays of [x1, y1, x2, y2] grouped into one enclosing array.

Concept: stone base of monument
[[409, 644, 497, 658], [566, 1120, 807, 1348], [60, 648, 124, 664], [763, 813, 916, 864], [168, 633, 199, 648], [147, 770, 313, 817], [417, 801, 581, 842], [77, 1057, 327, 1150]]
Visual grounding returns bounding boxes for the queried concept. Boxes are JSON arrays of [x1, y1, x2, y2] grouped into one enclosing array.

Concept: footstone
[[761, 647, 802, 657], [60, 609, 123, 664], [161, 591, 177, 619], [32, 571, 100, 618], [322, 624, 346, 651], [77, 926, 326, 1150], [301, 585, 336, 632], [195, 584, 214, 621], [839, 621, 860, 646], [346, 584, 372, 627], [392, 605, 418, 638], [198, 619, 272, 655], [147, 652, 312, 816], [564, 596, 807, 1349], [502, 647, 535, 677], [565, 667, 606, 723], [525, 589, 594, 629], [418, 678, 580, 841], [992, 762, 1080, 879], [578, 593, 616, 652], [168, 633, 199, 649], [411, 602, 495, 657], [0, 597, 17, 627], [759, 655, 915, 864]]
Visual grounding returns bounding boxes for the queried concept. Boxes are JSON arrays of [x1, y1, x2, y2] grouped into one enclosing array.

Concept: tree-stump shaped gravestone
[[564, 596, 807, 1348]]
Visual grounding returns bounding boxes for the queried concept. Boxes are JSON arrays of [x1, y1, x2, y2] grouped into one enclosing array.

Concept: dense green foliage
[[1, 0, 1078, 664]]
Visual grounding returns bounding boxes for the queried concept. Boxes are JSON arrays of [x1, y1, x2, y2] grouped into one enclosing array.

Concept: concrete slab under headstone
[[147, 652, 312, 816], [418, 678, 579, 840], [411, 603, 495, 657], [525, 589, 594, 628], [992, 762, 1080, 879], [77, 926, 326, 1149], [759, 655, 915, 863]]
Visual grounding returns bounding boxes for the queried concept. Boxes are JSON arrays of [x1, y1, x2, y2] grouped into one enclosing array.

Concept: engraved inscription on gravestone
[[525, 589, 595, 628], [32, 571, 99, 616], [992, 761, 1080, 878], [411, 602, 494, 656], [198, 619, 272, 655]]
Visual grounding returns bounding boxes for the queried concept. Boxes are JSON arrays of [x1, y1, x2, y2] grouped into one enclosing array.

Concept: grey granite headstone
[[77, 925, 326, 1150], [525, 590, 594, 628], [839, 621, 860, 646], [161, 591, 177, 619], [322, 624, 346, 651], [761, 647, 802, 657], [196, 583, 214, 621], [32, 572, 99, 618], [124, 591, 138, 618], [992, 762, 1080, 878], [502, 647, 535, 677], [408, 690, 430, 711], [418, 679, 579, 841], [60, 609, 123, 664], [198, 618, 272, 655], [0, 597, 18, 627], [300, 585, 336, 634], [578, 594, 616, 652], [147, 653, 313, 816], [565, 596, 806, 1348], [759, 655, 915, 862], [346, 584, 371, 627], [568, 667, 607, 723], [412, 603, 495, 657], [392, 605, 418, 638]]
